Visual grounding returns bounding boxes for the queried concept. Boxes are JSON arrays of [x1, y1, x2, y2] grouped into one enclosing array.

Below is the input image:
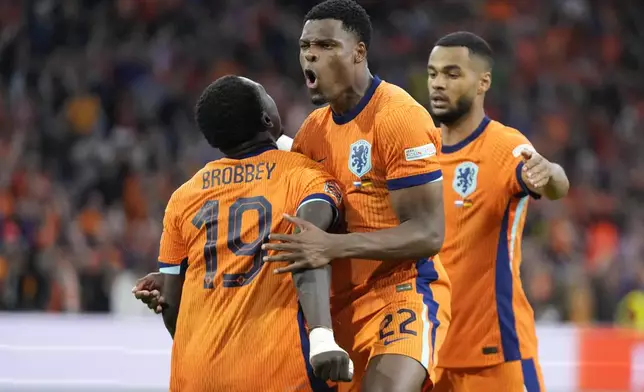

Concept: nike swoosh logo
[[317, 158, 326, 163], [383, 337, 407, 346]]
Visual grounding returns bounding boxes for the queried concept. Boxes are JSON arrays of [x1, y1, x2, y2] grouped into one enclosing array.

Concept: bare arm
[[292, 201, 336, 330], [157, 194, 188, 338], [519, 149, 569, 200], [522, 162, 569, 200], [329, 181, 444, 261], [161, 269, 185, 338]]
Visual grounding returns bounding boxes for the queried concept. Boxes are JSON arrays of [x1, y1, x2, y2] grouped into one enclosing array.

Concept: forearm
[[161, 306, 179, 338], [329, 220, 442, 261], [543, 163, 569, 200], [161, 273, 184, 339], [292, 201, 335, 330], [292, 266, 332, 329]]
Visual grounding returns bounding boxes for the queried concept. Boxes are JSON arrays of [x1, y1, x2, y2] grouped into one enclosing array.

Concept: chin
[[429, 107, 448, 117], [310, 93, 327, 106], [429, 108, 458, 126]]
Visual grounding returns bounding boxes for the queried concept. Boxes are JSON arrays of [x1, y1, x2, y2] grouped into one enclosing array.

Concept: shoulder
[[269, 151, 336, 195], [374, 82, 434, 124], [297, 106, 330, 138], [485, 120, 534, 166], [164, 176, 199, 219], [374, 82, 427, 113], [270, 150, 328, 174], [302, 106, 329, 125], [172, 168, 206, 202], [372, 84, 438, 141], [493, 122, 532, 148], [293, 107, 330, 154], [271, 149, 313, 164]]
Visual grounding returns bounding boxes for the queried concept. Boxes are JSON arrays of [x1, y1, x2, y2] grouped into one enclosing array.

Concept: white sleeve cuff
[[276, 135, 293, 151], [159, 265, 181, 275]]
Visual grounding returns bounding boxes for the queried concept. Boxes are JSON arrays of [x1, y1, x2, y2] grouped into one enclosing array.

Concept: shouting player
[[152, 75, 353, 391], [133, 1, 449, 390], [426, 32, 569, 391], [262, 1, 451, 391]]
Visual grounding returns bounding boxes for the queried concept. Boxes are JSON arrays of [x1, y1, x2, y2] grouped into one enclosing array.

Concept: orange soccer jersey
[[292, 77, 451, 390], [157, 147, 342, 392], [438, 116, 541, 369], [292, 76, 448, 294]]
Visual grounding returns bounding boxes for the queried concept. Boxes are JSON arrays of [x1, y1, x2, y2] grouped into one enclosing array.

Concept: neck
[[329, 69, 373, 115], [224, 139, 276, 159], [440, 103, 486, 146]]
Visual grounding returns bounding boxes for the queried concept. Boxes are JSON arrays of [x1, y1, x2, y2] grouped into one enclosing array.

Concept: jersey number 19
[[192, 196, 272, 289]]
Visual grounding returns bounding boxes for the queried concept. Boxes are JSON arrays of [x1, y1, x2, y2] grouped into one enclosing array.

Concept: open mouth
[[431, 95, 449, 108], [304, 69, 318, 89]]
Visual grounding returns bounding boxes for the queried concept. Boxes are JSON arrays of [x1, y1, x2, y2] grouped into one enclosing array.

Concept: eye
[[320, 43, 333, 50], [448, 73, 460, 79], [299, 43, 310, 49]]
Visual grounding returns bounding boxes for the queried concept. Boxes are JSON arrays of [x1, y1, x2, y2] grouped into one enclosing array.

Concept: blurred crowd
[[0, 0, 643, 325]]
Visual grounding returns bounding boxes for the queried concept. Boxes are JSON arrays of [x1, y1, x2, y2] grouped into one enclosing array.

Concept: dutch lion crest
[[452, 161, 479, 198], [348, 139, 372, 177]]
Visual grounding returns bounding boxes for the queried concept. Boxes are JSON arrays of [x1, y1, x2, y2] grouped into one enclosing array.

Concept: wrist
[[324, 233, 349, 259]]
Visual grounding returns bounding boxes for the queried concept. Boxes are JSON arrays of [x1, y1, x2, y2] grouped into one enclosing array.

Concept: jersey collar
[[441, 116, 491, 154], [331, 76, 382, 125], [230, 145, 277, 159]]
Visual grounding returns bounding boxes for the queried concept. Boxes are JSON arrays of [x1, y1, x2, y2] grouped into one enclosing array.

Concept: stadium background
[[0, 0, 642, 390]]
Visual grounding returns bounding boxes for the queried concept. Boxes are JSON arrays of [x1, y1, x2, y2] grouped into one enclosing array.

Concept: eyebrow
[[300, 38, 337, 44], [427, 64, 462, 71]]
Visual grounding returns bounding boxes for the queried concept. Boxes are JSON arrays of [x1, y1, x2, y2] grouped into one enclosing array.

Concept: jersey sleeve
[[293, 163, 343, 223], [376, 105, 443, 191], [158, 193, 188, 275], [499, 132, 542, 200]]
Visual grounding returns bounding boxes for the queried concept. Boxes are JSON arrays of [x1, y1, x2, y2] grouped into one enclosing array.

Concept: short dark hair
[[435, 32, 494, 69], [194, 75, 264, 151], [305, 0, 372, 49]]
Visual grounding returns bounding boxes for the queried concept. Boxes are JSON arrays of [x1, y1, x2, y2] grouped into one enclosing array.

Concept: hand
[[262, 214, 335, 274], [521, 149, 552, 189], [132, 272, 166, 314]]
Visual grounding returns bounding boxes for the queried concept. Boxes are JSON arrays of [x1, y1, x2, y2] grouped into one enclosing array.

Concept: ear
[[354, 42, 367, 64], [261, 111, 273, 128], [478, 71, 491, 95]]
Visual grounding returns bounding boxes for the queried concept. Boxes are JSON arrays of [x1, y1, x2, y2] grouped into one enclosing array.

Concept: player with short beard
[[427, 31, 569, 392]]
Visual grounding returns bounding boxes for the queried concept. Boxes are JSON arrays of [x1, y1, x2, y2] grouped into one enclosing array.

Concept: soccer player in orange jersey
[[152, 75, 354, 391], [262, 1, 451, 391], [426, 32, 570, 392]]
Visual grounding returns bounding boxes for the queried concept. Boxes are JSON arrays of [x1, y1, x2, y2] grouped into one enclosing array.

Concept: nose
[[430, 74, 446, 91], [305, 52, 318, 63]]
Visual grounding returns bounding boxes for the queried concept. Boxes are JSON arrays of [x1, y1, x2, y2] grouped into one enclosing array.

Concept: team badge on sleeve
[[324, 180, 343, 205], [453, 161, 479, 199], [512, 143, 536, 158], [404, 143, 436, 161], [348, 139, 372, 177]]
